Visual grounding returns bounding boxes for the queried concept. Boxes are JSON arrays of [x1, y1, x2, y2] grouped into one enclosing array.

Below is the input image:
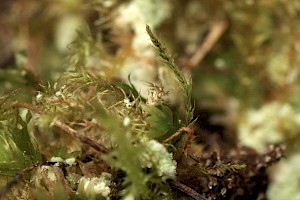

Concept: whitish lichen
[[238, 102, 300, 152], [140, 140, 177, 180], [78, 173, 112, 199], [267, 153, 300, 200]]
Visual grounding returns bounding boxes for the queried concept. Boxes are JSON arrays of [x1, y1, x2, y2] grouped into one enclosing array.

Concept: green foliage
[[142, 104, 180, 141], [0, 93, 41, 177], [33, 183, 68, 200], [0, 0, 298, 199], [99, 109, 174, 199], [10, 113, 41, 165], [101, 111, 151, 199], [146, 25, 194, 126], [51, 146, 80, 160], [0, 1, 189, 199], [67, 30, 98, 69], [199, 163, 246, 175], [0, 67, 39, 102], [116, 74, 142, 100]]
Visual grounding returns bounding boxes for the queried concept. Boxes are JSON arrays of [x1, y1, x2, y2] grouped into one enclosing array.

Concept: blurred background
[[1, 0, 300, 199]]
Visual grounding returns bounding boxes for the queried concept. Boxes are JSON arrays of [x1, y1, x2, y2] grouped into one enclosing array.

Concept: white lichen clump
[[140, 140, 177, 180], [78, 173, 112, 199], [238, 102, 300, 152], [123, 116, 131, 127], [116, 0, 170, 52], [113, 0, 171, 97], [65, 157, 76, 166], [50, 156, 64, 163], [50, 156, 76, 166], [267, 153, 300, 200], [36, 91, 43, 102], [124, 98, 133, 109]]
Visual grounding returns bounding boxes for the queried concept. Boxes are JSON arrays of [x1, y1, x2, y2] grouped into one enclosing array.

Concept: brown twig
[[12, 101, 42, 114], [12, 102, 110, 154], [0, 163, 39, 199], [54, 121, 110, 154], [185, 19, 228, 69], [0, 174, 23, 199], [163, 127, 193, 143], [163, 127, 194, 157], [168, 179, 207, 200]]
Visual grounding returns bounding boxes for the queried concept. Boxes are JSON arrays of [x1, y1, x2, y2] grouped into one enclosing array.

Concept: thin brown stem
[[12, 102, 110, 154], [0, 163, 40, 198], [54, 121, 110, 154], [162, 127, 193, 143], [12, 101, 42, 114], [0, 174, 23, 198], [163, 127, 194, 158], [186, 19, 228, 69], [168, 179, 207, 200]]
